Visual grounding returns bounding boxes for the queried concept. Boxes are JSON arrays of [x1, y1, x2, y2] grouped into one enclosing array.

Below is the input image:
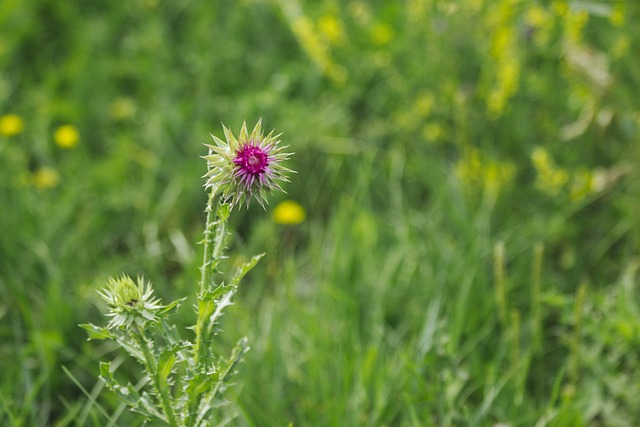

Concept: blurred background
[[1, 0, 639, 425]]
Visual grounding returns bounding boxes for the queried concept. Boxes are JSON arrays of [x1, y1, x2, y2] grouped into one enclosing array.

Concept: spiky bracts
[[204, 119, 293, 208]]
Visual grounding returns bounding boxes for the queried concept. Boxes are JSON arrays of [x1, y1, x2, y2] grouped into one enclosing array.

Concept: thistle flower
[[204, 119, 293, 208], [98, 275, 165, 330]]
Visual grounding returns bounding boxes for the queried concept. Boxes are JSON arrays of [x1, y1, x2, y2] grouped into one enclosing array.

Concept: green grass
[[1, 0, 640, 425]]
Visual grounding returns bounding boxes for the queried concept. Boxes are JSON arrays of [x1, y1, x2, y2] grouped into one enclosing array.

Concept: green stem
[[133, 329, 179, 427], [199, 192, 218, 295], [194, 195, 228, 367]]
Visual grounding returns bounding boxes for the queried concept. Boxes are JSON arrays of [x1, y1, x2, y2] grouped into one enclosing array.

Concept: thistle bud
[[98, 275, 165, 330]]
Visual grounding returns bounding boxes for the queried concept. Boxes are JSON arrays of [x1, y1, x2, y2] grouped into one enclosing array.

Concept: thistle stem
[[199, 192, 218, 295], [133, 328, 179, 427], [194, 194, 228, 367]]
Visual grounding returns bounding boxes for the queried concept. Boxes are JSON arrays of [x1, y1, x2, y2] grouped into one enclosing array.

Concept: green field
[[1, 0, 639, 425]]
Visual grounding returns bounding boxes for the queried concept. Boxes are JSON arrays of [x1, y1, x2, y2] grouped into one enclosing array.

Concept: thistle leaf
[[79, 323, 114, 341], [158, 296, 187, 316], [158, 342, 189, 384], [100, 362, 147, 412], [200, 283, 233, 303], [114, 334, 144, 362], [230, 253, 265, 286]]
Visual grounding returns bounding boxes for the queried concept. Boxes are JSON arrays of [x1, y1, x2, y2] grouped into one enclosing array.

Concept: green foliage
[[1, 0, 640, 426]]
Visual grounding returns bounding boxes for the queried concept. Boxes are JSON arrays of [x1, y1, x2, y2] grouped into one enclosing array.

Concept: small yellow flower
[[525, 5, 548, 28], [610, 5, 625, 27], [0, 114, 25, 137], [32, 167, 60, 189], [54, 124, 79, 149], [318, 14, 344, 44], [273, 200, 306, 225]]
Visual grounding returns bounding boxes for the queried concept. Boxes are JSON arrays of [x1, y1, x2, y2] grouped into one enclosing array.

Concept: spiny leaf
[[158, 296, 187, 316], [199, 283, 233, 303], [79, 323, 114, 341], [99, 362, 145, 410], [158, 341, 189, 385], [230, 253, 265, 286], [114, 334, 144, 363]]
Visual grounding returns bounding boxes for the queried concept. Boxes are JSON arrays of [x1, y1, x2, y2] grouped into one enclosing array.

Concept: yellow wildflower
[[54, 124, 79, 149], [273, 200, 306, 225], [455, 146, 514, 197], [289, 14, 343, 82], [0, 114, 25, 137], [455, 146, 483, 188], [551, 1, 568, 16], [564, 9, 589, 44], [32, 167, 60, 189], [483, 160, 516, 198], [318, 14, 344, 45], [531, 147, 569, 195], [525, 5, 548, 28], [609, 4, 624, 27]]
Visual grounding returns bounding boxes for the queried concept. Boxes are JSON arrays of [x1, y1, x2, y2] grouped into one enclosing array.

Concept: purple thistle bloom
[[204, 119, 293, 208], [233, 142, 270, 186]]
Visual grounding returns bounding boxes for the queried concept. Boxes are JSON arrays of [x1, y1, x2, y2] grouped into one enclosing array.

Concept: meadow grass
[[1, 0, 639, 426]]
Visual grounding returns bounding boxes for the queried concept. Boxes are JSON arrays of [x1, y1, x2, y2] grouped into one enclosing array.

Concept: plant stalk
[[194, 194, 228, 367], [133, 328, 179, 427]]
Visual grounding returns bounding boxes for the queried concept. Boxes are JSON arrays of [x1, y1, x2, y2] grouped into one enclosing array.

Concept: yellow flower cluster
[[317, 14, 344, 45], [486, 0, 521, 117], [531, 147, 568, 195], [609, 3, 625, 27], [525, 5, 553, 47], [531, 147, 611, 202], [555, 2, 589, 45], [609, 4, 629, 60], [275, 0, 346, 84], [455, 146, 515, 198]]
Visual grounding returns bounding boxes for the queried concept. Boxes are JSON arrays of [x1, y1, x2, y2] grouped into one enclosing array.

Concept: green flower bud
[[98, 275, 165, 330]]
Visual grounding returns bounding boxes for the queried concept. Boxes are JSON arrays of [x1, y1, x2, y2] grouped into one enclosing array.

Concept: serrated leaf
[[158, 342, 189, 385], [158, 296, 187, 316], [99, 362, 145, 409], [139, 391, 167, 421], [79, 323, 114, 340], [230, 253, 265, 286], [206, 291, 235, 333], [200, 283, 231, 303], [114, 334, 144, 362], [210, 337, 250, 399]]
